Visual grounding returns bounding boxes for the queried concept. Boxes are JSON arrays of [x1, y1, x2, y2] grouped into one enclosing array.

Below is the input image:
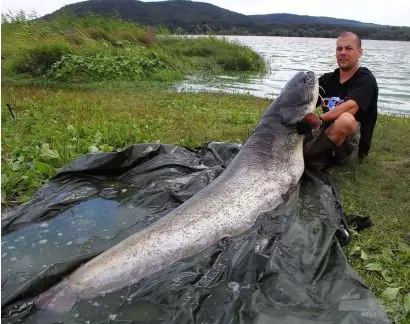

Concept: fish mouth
[[304, 71, 316, 83]]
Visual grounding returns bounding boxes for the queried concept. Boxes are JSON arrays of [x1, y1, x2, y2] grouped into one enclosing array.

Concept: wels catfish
[[36, 71, 319, 312]]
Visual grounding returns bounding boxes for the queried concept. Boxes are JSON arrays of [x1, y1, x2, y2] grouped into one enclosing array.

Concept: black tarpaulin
[[1, 142, 390, 323]]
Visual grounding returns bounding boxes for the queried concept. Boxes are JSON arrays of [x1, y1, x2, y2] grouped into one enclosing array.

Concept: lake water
[[175, 36, 410, 116]]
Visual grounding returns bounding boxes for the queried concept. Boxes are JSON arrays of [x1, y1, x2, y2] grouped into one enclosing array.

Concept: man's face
[[336, 35, 362, 71]]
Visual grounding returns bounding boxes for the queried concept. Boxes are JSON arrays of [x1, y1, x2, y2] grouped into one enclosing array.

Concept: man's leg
[[304, 112, 358, 168], [325, 112, 358, 147], [326, 113, 360, 165]]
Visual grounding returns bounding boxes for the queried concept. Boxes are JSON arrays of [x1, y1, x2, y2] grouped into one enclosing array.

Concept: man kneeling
[[304, 31, 379, 168]]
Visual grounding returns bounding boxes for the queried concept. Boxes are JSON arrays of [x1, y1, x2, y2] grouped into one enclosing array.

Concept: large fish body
[[36, 71, 319, 312]]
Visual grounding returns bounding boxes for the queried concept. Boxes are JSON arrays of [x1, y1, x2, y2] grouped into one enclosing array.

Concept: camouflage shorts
[[304, 122, 361, 168]]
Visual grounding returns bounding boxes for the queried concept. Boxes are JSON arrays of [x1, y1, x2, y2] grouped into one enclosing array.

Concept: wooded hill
[[42, 0, 410, 41]]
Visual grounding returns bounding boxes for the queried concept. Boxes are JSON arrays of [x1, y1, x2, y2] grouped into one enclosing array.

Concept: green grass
[[1, 84, 266, 203], [330, 115, 410, 323]]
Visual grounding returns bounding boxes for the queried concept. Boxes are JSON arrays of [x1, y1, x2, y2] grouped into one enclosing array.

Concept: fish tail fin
[[35, 280, 78, 313]]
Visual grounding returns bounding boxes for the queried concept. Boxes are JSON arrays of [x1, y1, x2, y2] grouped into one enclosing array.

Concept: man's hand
[[303, 113, 322, 129], [296, 113, 322, 134], [321, 100, 330, 113]]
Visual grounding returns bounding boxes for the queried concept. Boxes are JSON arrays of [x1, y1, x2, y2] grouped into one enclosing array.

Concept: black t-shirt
[[318, 67, 379, 158]]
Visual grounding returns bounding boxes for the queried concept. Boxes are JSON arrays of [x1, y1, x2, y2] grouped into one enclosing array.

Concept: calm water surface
[[176, 36, 410, 115]]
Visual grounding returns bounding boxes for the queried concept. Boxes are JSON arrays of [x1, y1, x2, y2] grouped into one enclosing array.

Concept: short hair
[[338, 31, 362, 48]]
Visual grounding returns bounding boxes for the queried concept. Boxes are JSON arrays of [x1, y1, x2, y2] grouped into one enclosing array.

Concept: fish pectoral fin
[[35, 279, 79, 313], [259, 197, 283, 215]]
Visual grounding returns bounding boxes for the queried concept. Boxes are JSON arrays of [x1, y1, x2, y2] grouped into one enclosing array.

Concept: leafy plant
[[347, 241, 410, 323], [48, 47, 170, 81]]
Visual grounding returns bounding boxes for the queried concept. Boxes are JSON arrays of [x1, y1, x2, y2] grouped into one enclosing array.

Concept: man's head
[[336, 32, 362, 72]]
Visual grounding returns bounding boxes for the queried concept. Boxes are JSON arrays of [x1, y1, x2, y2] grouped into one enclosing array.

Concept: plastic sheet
[[1, 142, 390, 323]]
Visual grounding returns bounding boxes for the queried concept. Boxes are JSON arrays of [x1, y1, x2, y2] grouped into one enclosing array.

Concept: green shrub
[[216, 50, 265, 72], [49, 47, 170, 81]]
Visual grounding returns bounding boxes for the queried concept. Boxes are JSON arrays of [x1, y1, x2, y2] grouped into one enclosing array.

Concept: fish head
[[270, 71, 319, 126]]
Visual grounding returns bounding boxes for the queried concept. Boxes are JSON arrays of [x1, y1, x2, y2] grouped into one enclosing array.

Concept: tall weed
[[2, 13, 267, 80]]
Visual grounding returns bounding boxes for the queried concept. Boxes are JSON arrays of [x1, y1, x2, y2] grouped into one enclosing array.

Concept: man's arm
[[318, 70, 377, 124], [320, 100, 359, 123]]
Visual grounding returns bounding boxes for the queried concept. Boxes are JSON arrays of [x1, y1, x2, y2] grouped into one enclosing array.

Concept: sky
[[1, 0, 410, 27]]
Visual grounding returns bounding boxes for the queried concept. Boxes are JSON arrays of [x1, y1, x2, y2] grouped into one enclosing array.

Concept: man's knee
[[337, 113, 358, 134], [326, 113, 358, 145]]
